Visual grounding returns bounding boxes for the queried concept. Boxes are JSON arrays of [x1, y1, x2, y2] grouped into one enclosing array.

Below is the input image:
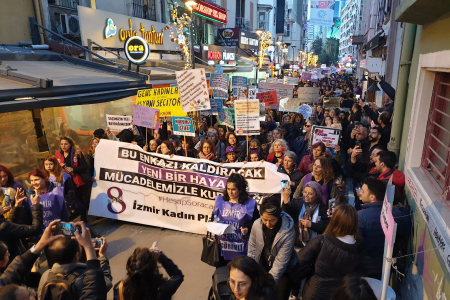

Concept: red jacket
[[298, 155, 313, 175], [267, 152, 284, 165], [378, 169, 405, 204]]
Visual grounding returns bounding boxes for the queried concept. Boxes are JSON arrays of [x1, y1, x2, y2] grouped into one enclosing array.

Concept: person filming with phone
[[37, 221, 112, 298]]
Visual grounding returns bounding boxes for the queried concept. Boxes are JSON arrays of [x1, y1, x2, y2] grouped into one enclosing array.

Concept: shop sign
[[124, 36, 150, 64], [239, 30, 259, 50], [192, 1, 227, 23], [78, 6, 173, 51], [216, 28, 240, 47], [201, 45, 236, 66]]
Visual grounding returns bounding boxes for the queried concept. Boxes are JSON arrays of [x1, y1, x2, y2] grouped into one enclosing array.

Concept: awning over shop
[[0, 46, 150, 112], [364, 32, 382, 51], [351, 35, 365, 45]]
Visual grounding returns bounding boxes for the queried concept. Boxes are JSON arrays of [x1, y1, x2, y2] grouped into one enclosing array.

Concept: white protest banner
[[284, 77, 299, 85], [89, 140, 289, 234], [106, 115, 132, 131], [297, 87, 320, 103], [267, 78, 278, 84], [279, 98, 301, 112], [234, 100, 260, 135], [311, 126, 341, 148], [175, 68, 211, 112], [258, 83, 294, 99], [381, 193, 395, 247]]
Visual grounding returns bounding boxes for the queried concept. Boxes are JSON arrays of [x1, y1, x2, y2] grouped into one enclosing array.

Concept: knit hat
[[304, 181, 323, 201]]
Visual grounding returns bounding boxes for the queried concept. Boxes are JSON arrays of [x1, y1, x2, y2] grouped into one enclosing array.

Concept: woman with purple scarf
[[281, 181, 329, 248], [212, 174, 259, 267]]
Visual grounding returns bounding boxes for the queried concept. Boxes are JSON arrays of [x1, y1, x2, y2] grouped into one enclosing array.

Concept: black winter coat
[[297, 234, 365, 300], [0, 204, 43, 262], [0, 249, 40, 288]]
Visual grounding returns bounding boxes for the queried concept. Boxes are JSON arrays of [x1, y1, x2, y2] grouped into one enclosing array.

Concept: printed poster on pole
[[234, 100, 260, 136], [308, 0, 335, 26], [381, 193, 395, 247], [172, 117, 195, 136], [136, 87, 187, 117], [311, 125, 341, 148], [133, 105, 160, 129], [175, 68, 211, 112], [106, 115, 132, 131]]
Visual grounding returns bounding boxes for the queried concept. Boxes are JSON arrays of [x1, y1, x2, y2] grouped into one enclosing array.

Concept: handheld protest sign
[[323, 97, 341, 109], [106, 115, 132, 131], [133, 105, 160, 129], [172, 117, 195, 137], [311, 125, 341, 148]]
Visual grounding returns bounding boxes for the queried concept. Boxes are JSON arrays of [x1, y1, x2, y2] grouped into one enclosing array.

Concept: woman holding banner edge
[[212, 174, 259, 267]]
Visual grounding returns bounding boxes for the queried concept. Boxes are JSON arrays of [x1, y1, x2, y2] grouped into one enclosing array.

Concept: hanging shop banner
[[136, 87, 187, 117], [308, 0, 335, 26], [172, 117, 195, 136], [133, 105, 160, 129], [297, 87, 320, 103], [284, 77, 299, 85], [89, 140, 289, 234], [210, 73, 229, 92], [232, 76, 248, 87], [175, 68, 211, 112], [256, 90, 278, 107], [106, 115, 132, 131], [249, 88, 258, 100], [234, 100, 260, 136], [311, 126, 341, 148], [218, 108, 235, 128], [323, 97, 341, 109], [258, 83, 294, 99]]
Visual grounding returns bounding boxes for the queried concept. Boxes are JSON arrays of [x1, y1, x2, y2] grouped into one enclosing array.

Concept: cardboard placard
[[136, 87, 187, 117], [106, 115, 132, 131], [234, 100, 260, 135], [258, 83, 294, 99], [311, 126, 341, 148], [381, 193, 395, 247], [256, 90, 278, 107], [218, 107, 234, 128], [323, 97, 341, 109], [133, 105, 160, 129], [172, 117, 195, 136], [210, 74, 228, 92], [175, 68, 211, 112], [284, 77, 299, 85]]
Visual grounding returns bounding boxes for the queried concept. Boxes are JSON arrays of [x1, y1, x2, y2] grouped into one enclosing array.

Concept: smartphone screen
[[328, 198, 336, 215], [55, 222, 81, 236], [281, 180, 289, 188], [92, 238, 103, 248]]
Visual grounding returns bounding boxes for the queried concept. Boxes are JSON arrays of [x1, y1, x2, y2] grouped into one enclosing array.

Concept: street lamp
[[181, 0, 199, 69]]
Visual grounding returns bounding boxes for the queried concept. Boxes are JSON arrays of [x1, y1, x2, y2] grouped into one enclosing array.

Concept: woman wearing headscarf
[[226, 133, 246, 162], [281, 181, 329, 248]]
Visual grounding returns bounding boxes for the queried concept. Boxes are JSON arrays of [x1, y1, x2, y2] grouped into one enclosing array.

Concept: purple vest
[[213, 195, 256, 260], [302, 173, 328, 204]]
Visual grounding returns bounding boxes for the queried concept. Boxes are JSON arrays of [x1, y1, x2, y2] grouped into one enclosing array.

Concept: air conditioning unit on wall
[[60, 14, 80, 35]]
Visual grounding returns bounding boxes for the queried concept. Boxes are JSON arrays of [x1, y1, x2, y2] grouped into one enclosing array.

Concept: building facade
[[339, 0, 363, 62]]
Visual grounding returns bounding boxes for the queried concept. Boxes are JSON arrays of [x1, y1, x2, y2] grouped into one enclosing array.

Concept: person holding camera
[[37, 221, 111, 299]]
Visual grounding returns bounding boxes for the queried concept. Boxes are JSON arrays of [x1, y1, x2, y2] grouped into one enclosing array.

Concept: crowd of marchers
[[0, 73, 410, 300]]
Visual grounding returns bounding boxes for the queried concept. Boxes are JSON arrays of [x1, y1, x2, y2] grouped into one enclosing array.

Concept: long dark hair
[[123, 247, 166, 300], [160, 140, 176, 155], [227, 256, 278, 300], [331, 276, 377, 300], [223, 174, 249, 205]]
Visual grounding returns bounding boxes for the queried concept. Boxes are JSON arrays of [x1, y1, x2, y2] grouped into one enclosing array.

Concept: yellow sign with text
[[136, 87, 187, 117]]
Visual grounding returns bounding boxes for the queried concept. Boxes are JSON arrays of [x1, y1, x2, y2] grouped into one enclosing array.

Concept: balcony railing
[[127, 2, 156, 21], [48, 0, 78, 9], [236, 17, 252, 32]]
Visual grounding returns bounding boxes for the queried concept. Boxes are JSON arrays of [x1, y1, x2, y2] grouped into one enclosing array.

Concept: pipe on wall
[[33, 0, 45, 44], [387, 22, 417, 156]]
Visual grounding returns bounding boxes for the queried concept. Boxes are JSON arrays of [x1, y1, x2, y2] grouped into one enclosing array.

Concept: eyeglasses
[[228, 279, 248, 290], [304, 125, 311, 128]]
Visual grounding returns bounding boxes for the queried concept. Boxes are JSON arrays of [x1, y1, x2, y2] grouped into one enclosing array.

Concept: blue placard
[[172, 117, 195, 136], [232, 76, 248, 87]]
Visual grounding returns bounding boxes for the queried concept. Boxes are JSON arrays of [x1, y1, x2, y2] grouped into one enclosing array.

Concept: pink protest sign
[[380, 194, 395, 247], [133, 104, 160, 129]]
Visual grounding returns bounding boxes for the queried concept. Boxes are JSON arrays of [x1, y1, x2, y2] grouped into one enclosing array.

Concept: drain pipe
[[387, 23, 417, 157], [33, 0, 45, 44]]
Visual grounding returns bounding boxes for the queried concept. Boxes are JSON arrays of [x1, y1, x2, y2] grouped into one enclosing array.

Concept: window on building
[[221, 0, 226, 10], [259, 12, 266, 30], [421, 72, 450, 198], [286, 23, 290, 37]]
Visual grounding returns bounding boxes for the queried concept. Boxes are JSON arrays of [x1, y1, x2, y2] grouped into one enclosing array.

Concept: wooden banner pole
[[184, 135, 187, 157]]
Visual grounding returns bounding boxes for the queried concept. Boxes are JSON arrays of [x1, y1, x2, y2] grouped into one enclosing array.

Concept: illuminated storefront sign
[[201, 45, 235, 66], [192, 1, 227, 24]]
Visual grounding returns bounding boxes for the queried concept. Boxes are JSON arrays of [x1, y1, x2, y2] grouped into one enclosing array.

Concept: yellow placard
[[136, 87, 187, 117]]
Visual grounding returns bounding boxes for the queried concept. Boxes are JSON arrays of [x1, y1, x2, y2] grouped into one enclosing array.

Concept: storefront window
[[0, 111, 40, 187], [41, 96, 134, 155]]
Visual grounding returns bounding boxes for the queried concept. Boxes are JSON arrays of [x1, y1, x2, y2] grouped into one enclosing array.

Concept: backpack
[[40, 268, 84, 300]]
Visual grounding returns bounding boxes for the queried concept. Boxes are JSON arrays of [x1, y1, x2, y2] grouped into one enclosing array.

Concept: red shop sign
[[192, 1, 227, 24]]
